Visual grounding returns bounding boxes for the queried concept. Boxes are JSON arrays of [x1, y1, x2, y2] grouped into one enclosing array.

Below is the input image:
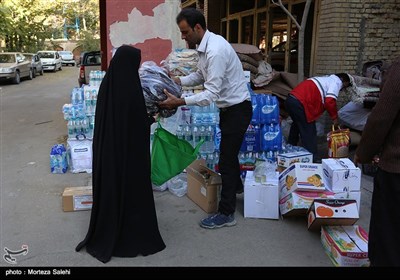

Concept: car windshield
[[38, 52, 55, 59], [0, 54, 16, 63], [59, 51, 72, 55]]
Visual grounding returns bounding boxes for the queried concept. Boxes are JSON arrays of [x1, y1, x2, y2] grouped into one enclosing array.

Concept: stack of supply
[[231, 43, 264, 81], [60, 70, 104, 174], [139, 61, 182, 118], [50, 144, 68, 174], [239, 85, 282, 170], [162, 48, 199, 76], [321, 158, 362, 213], [278, 163, 329, 217], [174, 102, 220, 171]]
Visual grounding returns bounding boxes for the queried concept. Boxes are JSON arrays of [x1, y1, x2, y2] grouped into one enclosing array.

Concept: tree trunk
[[272, 0, 312, 83]]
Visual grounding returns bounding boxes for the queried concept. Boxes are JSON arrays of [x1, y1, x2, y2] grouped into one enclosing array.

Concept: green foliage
[[76, 30, 100, 52], [0, 0, 99, 52]]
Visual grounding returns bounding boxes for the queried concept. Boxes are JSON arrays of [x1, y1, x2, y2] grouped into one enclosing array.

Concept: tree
[[77, 30, 100, 52], [0, 0, 99, 52], [272, 0, 312, 83]]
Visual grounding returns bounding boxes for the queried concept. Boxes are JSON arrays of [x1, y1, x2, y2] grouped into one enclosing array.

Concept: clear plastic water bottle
[[199, 126, 207, 153], [251, 94, 260, 124], [205, 125, 214, 153], [270, 96, 280, 124], [67, 120, 75, 139], [82, 118, 90, 137], [91, 89, 97, 113], [209, 102, 218, 124], [180, 106, 191, 125], [176, 125, 184, 140], [214, 125, 221, 152], [184, 125, 193, 144], [192, 125, 201, 147], [191, 106, 201, 124]]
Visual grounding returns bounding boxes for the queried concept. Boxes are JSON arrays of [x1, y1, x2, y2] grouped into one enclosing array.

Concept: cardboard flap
[[186, 159, 221, 185], [62, 186, 92, 196]]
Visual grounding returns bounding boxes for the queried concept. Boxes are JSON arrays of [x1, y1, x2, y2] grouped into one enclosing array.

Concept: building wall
[[315, 0, 400, 75], [102, 0, 185, 67], [315, 0, 400, 110]]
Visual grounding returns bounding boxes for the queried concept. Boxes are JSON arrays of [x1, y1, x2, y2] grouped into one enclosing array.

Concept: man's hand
[[158, 89, 186, 110], [333, 118, 339, 128]]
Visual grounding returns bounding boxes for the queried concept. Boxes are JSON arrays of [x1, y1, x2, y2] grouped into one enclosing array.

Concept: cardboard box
[[279, 163, 325, 198], [321, 225, 370, 267], [322, 158, 361, 192], [277, 151, 313, 169], [279, 190, 335, 217], [244, 171, 279, 220], [186, 159, 222, 213], [62, 186, 93, 212], [307, 199, 359, 231]]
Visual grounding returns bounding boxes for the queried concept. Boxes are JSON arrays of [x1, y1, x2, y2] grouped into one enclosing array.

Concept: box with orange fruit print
[[278, 163, 325, 199], [321, 225, 369, 267], [307, 199, 359, 231]]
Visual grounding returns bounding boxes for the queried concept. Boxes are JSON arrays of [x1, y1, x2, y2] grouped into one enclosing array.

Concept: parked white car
[[37, 50, 62, 72], [58, 50, 76, 66]]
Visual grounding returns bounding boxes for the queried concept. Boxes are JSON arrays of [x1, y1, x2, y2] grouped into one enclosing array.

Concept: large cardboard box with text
[[244, 171, 279, 220], [307, 199, 359, 231], [186, 159, 221, 213], [62, 186, 93, 212], [321, 225, 369, 267]]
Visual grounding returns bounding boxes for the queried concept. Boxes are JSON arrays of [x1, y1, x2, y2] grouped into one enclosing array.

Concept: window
[[229, 19, 239, 43], [241, 15, 254, 44]]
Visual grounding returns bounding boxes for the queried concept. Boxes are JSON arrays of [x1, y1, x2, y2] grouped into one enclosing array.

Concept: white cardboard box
[[244, 171, 279, 220], [277, 150, 313, 168], [278, 163, 325, 199], [321, 225, 370, 267], [322, 158, 361, 192]]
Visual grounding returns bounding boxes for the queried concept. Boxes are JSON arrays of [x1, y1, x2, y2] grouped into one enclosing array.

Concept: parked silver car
[[23, 53, 44, 78], [58, 50, 76, 66], [0, 52, 33, 84]]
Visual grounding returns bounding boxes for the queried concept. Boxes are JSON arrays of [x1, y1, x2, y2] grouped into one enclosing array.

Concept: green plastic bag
[[151, 122, 203, 186]]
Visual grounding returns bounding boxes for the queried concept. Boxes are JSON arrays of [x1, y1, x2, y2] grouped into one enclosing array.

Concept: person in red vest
[[285, 73, 351, 161]]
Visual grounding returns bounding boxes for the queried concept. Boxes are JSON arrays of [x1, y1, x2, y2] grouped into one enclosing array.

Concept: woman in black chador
[[76, 45, 166, 263]]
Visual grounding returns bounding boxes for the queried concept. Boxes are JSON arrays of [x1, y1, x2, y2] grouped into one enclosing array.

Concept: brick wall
[[315, 0, 400, 110]]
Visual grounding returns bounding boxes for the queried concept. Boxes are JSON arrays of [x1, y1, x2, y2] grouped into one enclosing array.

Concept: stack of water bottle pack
[[174, 97, 221, 171], [59, 70, 105, 173], [239, 86, 282, 170]]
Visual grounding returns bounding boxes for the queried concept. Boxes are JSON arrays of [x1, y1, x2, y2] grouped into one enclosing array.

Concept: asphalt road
[[0, 66, 374, 271]]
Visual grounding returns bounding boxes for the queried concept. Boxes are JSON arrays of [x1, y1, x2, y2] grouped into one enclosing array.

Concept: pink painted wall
[[103, 0, 175, 67]]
